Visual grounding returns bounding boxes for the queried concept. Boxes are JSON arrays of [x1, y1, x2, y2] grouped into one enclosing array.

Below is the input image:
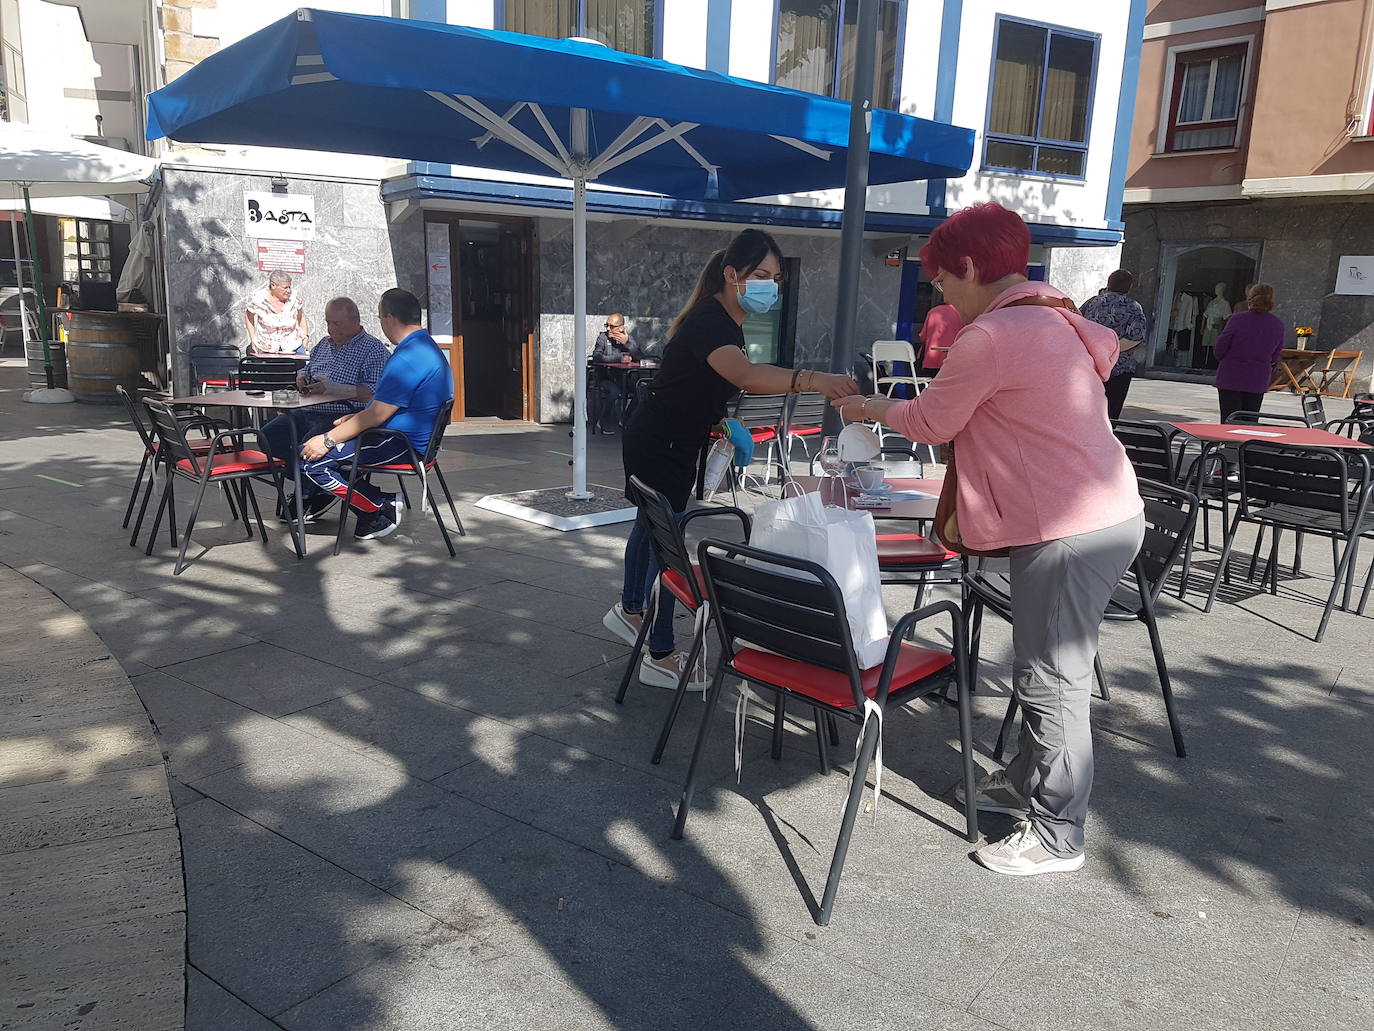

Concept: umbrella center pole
[[567, 129, 593, 500]]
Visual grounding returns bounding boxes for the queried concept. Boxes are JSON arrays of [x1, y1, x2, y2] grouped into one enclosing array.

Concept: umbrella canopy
[[146, 7, 974, 498], [0, 120, 156, 199], [0, 120, 157, 398]]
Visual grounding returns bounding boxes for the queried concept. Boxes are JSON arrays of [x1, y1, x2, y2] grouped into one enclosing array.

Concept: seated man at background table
[[590, 313, 641, 433], [298, 288, 452, 541], [265, 296, 389, 521]]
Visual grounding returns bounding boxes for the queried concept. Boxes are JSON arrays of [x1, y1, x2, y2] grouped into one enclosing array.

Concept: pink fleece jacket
[[888, 281, 1142, 551]]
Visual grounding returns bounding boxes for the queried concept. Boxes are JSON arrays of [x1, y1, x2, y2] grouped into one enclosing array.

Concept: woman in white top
[[244, 271, 308, 355]]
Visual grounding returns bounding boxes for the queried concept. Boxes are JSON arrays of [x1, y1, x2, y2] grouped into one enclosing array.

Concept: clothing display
[[1170, 292, 1199, 334]]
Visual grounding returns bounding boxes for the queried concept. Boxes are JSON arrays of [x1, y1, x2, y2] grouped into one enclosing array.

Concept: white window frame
[[1155, 35, 1255, 156]]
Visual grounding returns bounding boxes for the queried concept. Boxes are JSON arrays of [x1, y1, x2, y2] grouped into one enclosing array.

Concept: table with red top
[[169, 388, 356, 557], [1169, 422, 1372, 449]]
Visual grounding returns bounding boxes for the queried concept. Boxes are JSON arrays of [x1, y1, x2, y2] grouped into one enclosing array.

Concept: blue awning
[[146, 8, 974, 202]]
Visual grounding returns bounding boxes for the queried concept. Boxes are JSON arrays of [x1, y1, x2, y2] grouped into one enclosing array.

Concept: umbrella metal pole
[[568, 112, 592, 500], [825, 0, 878, 433], [20, 186, 55, 390]]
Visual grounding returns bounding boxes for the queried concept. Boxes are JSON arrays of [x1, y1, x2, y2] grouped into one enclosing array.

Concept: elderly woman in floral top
[[1080, 269, 1147, 421]]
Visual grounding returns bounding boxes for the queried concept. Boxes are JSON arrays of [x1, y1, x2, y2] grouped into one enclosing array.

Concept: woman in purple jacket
[[1214, 283, 1285, 421]]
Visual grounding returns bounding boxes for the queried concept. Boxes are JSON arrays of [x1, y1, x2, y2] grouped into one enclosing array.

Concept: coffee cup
[[854, 464, 885, 491]]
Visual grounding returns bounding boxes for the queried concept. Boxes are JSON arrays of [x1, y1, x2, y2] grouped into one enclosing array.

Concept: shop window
[[775, 0, 902, 109], [0, 0, 27, 123], [1164, 44, 1247, 152], [502, 0, 657, 57], [984, 18, 1097, 179], [60, 219, 112, 287]]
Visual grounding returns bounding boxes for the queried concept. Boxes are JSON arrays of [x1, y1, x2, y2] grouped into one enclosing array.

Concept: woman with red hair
[[833, 203, 1144, 877]]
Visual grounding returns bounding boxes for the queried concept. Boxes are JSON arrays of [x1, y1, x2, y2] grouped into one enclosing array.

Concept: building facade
[[1122, 0, 1374, 392], [12, 0, 1147, 418]]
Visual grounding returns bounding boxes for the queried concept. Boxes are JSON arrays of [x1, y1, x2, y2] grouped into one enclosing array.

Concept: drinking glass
[[817, 436, 848, 508]]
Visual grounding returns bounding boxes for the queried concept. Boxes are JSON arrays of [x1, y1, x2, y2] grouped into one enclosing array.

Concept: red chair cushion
[[660, 564, 705, 610], [790, 426, 823, 437], [175, 450, 282, 476], [732, 643, 954, 708], [198, 379, 231, 387], [749, 427, 777, 443], [876, 533, 957, 566]]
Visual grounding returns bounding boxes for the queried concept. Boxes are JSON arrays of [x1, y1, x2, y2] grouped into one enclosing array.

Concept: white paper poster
[[244, 192, 316, 240], [1334, 256, 1374, 296]]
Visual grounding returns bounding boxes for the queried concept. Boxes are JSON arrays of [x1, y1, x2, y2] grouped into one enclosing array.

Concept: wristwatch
[[322, 433, 340, 450]]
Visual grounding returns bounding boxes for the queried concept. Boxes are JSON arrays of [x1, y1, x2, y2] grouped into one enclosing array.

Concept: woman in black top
[[602, 228, 859, 690]]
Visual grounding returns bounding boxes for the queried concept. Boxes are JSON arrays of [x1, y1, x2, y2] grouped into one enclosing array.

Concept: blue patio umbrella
[[147, 8, 973, 499]]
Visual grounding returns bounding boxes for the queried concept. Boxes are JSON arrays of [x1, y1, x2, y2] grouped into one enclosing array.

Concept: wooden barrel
[[24, 333, 67, 391], [66, 313, 141, 404]]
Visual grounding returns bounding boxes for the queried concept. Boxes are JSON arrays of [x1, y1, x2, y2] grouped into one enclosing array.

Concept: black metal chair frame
[[672, 538, 977, 927], [117, 385, 231, 539], [141, 399, 289, 575], [779, 390, 827, 468], [1203, 442, 1374, 642], [187, 342, 240, 393], [968, 479, 1193, 762], [727, 392, 790, 495], [1300, 392, 1328, 428], [331, 398, 466, 556], [1114, 419, 1220, 601], [613, 476, 752, 765]]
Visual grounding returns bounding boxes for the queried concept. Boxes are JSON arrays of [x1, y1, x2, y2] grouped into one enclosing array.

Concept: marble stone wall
[[534, 217, 904, 422], [1045, 243, 1123, 308], [160, 168, 425, 394]]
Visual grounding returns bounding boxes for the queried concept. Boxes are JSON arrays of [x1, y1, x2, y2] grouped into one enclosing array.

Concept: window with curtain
[[1165, 45, 1247, 152], [776, 0, 903, 109], [984, 18, 1097, 178], [503, 1, 656, 57]]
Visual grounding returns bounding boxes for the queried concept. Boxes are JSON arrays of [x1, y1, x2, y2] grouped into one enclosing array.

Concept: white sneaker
[[954, 768, 1030, 815], [639, 650, 709, 692], [974, 821, 1085, 877], [602, 603, 643, 646]]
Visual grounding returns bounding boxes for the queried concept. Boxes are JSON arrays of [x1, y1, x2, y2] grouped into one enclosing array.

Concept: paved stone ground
[[0, 366, 1370, 1031], [0, 566, 183, 1031]]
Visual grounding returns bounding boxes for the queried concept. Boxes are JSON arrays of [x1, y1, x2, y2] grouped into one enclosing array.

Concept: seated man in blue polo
[[298, 288, 453, 540], [264, 296, 389, 521]]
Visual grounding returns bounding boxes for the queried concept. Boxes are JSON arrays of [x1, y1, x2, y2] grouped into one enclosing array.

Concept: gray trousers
[[1005, 513, 1146, 856]]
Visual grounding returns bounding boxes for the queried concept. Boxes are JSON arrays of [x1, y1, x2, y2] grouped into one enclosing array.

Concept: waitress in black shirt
[[601, 228, 859, 690]]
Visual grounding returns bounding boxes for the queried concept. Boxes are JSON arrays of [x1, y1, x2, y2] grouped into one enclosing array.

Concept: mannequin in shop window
[[1201, 283, 1231, 364], [1170, 289, 1199, 358]]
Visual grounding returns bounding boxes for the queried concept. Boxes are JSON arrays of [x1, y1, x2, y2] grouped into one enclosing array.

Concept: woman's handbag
[[932, 293, 1080, 559]]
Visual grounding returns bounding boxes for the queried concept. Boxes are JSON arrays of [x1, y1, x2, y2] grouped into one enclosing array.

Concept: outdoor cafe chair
[[1301, 392, 1328, 428], [779, 390, 827, 466], [729, 391, 790, 492], [331, 399, 466, 557], [1114, 419, 1218, 599], [970, 479, 1194, 763], [116, 385, 232, 542], [140, 399, 289, 575], [672, 538, 976, 926], [613, 476, 753, 765], [870, 340, 936, 462], [188, 342, 240, 393], [1203, 442, 1374, 641]]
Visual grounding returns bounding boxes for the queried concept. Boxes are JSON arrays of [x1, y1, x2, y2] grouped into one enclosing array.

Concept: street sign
[[256, 239, 306, 273]]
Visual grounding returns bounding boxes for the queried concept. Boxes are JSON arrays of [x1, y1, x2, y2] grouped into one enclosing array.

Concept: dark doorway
[[452, 217, 535, 420]]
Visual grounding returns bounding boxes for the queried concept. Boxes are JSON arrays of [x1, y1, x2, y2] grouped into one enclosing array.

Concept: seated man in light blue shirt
[[299, 288, 453, 540], [264, 296, 389, 521]]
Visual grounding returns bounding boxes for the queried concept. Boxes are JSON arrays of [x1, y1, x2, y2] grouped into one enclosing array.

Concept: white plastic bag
[[750, 491, 888, 669], [701, 437, 734, 495]]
